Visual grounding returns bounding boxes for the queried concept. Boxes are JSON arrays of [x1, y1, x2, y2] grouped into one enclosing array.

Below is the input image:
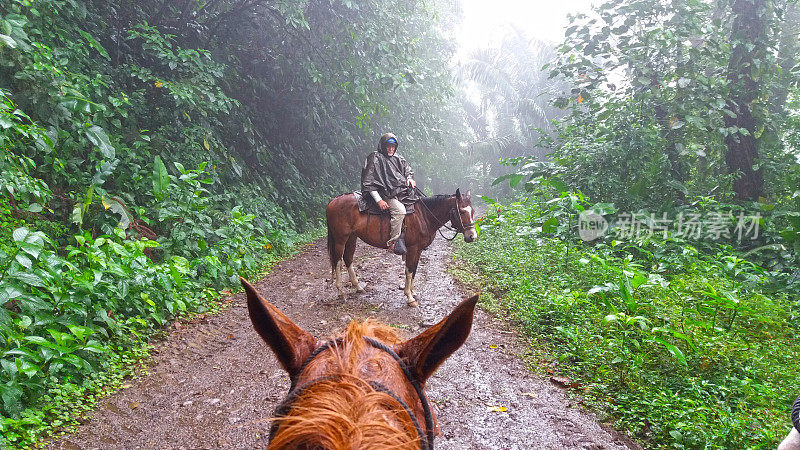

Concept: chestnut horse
[[326, 189, 477, 306], [240, 278, 478, 449]]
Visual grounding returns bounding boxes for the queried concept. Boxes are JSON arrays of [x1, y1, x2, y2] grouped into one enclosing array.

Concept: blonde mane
[[269, 320, 422, 450]]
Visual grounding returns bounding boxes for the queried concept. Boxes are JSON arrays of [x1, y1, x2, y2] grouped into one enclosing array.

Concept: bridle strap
[[289, 338, 343, 390], [363, 336, 435, 449], [412, 188, 475, 241], [366, 383, 429, 450], [270, 336, 435, 449]]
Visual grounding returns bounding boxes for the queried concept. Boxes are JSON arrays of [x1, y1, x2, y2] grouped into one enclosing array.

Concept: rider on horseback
[[361, 132, 416, 255]]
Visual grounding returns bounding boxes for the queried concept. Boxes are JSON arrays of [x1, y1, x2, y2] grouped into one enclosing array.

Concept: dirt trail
[[52, 237, 638, 450]]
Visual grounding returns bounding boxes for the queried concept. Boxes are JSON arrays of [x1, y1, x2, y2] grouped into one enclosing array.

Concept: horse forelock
[[272, 320, 421, 449], [339, 320, 404, 370], [270, 377, 421, 449]]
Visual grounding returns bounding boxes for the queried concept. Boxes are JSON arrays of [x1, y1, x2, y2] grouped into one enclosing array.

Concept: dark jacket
[[361, 151, 415, 204]]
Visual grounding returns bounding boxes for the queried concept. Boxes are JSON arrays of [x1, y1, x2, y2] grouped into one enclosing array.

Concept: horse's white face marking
[[460, 205, 477, 242], [457, 205, 473, 224], [463, 206, 473, 221], [464, 227, 477, 242]]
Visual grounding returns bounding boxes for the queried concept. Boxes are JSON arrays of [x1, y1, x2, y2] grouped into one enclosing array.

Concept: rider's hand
[[378, 200, 389, 210], [407, 178, 416, 188]]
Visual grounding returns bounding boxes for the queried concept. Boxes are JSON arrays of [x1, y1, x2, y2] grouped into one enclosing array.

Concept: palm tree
[[457, 26, 566, 186]]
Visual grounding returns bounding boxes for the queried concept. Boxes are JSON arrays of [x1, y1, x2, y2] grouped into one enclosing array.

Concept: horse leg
[[331, 237, 348, 299], [343, 234, 363, 292], [404, 249, 421, 307], [333, 261, 344, 298], [404, 267, 416, 306]]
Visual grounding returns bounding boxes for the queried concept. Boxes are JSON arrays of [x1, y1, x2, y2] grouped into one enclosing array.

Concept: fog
[[454, 0, 597, 60]]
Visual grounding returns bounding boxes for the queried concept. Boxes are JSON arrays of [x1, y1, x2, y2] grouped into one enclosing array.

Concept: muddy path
[[52, 237, 639, 450]]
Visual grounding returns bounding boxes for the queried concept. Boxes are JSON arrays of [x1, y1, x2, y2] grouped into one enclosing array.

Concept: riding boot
[[393, 228, 407, 255]]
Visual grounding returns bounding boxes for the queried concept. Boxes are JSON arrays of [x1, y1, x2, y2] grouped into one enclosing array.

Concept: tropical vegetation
[[0, 0, 464, 446], [453, 0, 800, 448], [1, 0, 799, 448]]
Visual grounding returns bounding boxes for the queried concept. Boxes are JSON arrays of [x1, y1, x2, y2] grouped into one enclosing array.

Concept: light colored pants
[[387, 198, 406, 245]]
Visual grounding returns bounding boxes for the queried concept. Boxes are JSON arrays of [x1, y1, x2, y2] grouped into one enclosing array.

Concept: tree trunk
[[724, 0, 767, 200]]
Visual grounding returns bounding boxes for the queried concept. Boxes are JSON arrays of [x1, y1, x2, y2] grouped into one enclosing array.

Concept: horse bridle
[[269, 337, 435, 450], [412, 187, 475, 242]]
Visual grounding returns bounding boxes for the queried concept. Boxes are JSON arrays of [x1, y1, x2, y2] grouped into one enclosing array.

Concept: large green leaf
[[542, 217, 559, 234], [12, 227, 30, 243], [71, 203, 83, 226], [85, 125, 115, 159], [655, 338, 687, 366], [0, 382, 23, 416], [153, 156, 168, 201], [0, 285, 23, 305], [101, 196, 132, 229], [77, 29, 110, 60], [0, 33, 16, 48], [10, 272, 46, 288], [0, 307, 10, 329]]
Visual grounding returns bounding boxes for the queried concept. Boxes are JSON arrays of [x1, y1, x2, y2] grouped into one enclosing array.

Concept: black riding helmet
[[378, 132, 398, 156]]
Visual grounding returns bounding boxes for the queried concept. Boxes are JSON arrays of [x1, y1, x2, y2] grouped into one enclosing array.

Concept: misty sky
[[454, 0, 597, 59]]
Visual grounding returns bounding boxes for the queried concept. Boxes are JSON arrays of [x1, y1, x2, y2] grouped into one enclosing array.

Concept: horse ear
[[240, 277, 316, 378], [397, 294, 478, 383], [456, 188, 462, 199]]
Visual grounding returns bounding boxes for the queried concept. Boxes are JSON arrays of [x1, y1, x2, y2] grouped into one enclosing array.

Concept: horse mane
[[270, 320, 421, 450], [419, 194, 453, 210]]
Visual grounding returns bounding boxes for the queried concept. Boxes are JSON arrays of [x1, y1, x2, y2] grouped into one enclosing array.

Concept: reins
[[412, 187, 474, 242], [364, 336, 434, 449], [270, 336, 435, 450]]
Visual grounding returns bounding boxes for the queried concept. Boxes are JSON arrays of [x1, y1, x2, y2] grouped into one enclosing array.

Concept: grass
[[451, 200, 800, 449]]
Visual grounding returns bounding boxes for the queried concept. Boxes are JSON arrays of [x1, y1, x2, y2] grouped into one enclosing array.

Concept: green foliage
[[478, 0, 797, 210], [0, 335, 150, 446], [456, 199, 798, 448], [0, 215, 312, 446], [0, 0, 464, 445], [461, 0, 799, 447]]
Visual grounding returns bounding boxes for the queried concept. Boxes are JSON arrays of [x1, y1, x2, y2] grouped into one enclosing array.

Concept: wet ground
[[51, 237, 640, 449]]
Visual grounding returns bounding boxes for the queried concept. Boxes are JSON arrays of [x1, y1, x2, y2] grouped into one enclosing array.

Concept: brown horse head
[[452, 189, 477, 243], [240, 277, 478, 449]]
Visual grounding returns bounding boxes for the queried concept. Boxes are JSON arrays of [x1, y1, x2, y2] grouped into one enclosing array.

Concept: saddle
[[354, 191, 415, 215]]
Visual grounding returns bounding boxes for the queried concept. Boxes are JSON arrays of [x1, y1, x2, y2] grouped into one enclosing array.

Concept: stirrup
[[393, 236, 407, 255]]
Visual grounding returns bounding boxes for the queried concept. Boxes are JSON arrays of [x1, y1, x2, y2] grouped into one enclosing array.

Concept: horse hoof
[[356, 284, 365, 293], [407, 299, 419, 307]]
